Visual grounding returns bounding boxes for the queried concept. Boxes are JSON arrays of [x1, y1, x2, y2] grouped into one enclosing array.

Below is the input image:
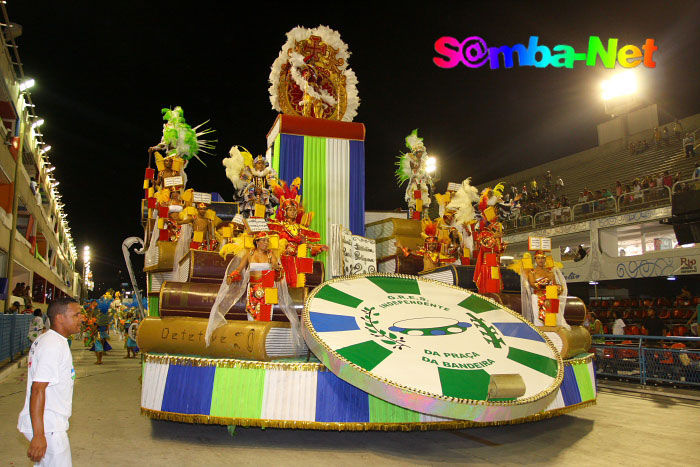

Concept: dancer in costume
[[179, 202, 219, 251], [521, 250, 570, 329], [240, 156, 278, 218], [445, 178, 481, 263], [222, 146, 255, 199], [395, 129, 434, 219], [268, 196, 327, 288], [226, 232, 284, 321], [205, 231, 303, 349], [473, 221, 506, 293]]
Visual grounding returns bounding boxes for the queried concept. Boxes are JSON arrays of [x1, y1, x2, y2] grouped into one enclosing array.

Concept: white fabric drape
[[325, 138, 350, 267]]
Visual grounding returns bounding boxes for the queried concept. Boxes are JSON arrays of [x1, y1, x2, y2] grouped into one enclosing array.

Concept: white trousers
[[23, 431, 72, 467]]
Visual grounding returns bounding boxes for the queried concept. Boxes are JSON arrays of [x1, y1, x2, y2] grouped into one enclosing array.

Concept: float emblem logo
[[434, 36, 658, 69]]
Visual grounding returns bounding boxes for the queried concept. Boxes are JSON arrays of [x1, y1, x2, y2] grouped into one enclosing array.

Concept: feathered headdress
[[274, 177, 311, 225], [160, 106, 216, 165], [405, 129, 425, 152], [421, 219, 439, 242], [447, 178, 480, 226], [222, 146, 254, 191]]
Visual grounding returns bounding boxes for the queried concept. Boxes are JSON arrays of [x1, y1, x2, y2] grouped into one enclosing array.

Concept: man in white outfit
[[18, 298, 82, 466]]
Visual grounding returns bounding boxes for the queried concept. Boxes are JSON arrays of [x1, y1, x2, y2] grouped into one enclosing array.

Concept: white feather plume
[[222, 146, 248, 191], [447, 178, 480, 226]]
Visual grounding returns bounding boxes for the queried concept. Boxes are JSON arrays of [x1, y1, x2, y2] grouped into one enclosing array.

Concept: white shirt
[[18, 330, 75, 433], [612, 319, 626, 335]]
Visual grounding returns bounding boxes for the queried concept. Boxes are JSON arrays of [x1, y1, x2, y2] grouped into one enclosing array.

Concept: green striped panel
[[337, 340, 392, 371], [210, 367, 265, 419], [507, 347, 559, 378], [457, 295, 495, 314], [572, 363, 595, 401], [148, 296, 159, 317], [315, 285, 363, 309], [438, 367, 490, 400], [272, 134, 280, 175], [303, 136, 327, 269], [367, 276, 420, 295], [369, 395, 421, 423]]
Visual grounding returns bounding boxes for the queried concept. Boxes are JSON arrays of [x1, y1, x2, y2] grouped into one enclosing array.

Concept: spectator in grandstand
[[632, 180, 642, 202], [574, 244, 587, 262], [653, 127, 661, 146], [612, 312, 626, 335], [662, 127, 669, 145], [662, 171, 673, 188], [684, 133, 697, 158], [585, 312, 604, 343], [615, 181, 623, 197], [642, 309, 665, 337], [693, 163, 700, 180], [642, 140, 649, 151], [545, 170, 552, 188], [510, 184, 518, 199], [677, 286, 692, 301], [687, 304, 699, 336], [629, 141, 636, 155], [674, 119, 683, 140], [7, 301, 21, 314], [556, 176, 564, 192], [521, 184, 528, 200], [655, 172, 664, 188]]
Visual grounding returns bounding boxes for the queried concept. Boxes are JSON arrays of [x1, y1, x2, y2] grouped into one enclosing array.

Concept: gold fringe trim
[[564, 354, 594, 366], [140, 399, 597, 432], [144, 353, 326, 372]]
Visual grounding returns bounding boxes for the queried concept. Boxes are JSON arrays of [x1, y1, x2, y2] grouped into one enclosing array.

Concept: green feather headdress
[[160, 106, 216, 166]]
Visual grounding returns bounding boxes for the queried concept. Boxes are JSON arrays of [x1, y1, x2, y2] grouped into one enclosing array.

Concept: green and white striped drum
[[303, 274, 564, 422]]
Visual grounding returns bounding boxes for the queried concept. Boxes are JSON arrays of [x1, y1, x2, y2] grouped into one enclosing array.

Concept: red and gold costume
[[473, 222, 505, 294], [268, 182, 326, 287], [268, 202, 324, 287]]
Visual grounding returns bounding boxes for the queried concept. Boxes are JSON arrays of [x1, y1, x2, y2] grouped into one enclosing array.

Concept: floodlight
[[19, 78, 35, 92], [31, 118, 44, 129], [426, 156, 437, 174], [601, 71, 637, 101]]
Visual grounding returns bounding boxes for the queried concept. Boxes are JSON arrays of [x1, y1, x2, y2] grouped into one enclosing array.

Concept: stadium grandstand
[[474, 107, 700, 388]]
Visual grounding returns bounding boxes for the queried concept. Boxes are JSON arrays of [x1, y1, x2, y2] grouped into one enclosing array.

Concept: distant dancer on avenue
[[18, 298, 82, 466]]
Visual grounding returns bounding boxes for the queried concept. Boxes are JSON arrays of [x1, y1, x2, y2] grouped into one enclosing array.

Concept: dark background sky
[[7, 1, 700, 295]]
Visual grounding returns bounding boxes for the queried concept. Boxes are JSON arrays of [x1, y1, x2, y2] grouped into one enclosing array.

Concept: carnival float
[[127, 26, 596, 431]]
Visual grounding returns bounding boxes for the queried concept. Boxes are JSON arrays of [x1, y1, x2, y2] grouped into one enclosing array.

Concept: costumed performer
[[269, 180, 327, 287], [222, 145, 255, 199], [417, 220, 455, 272], [445, 178, 481, 263], [205, 230, 303, 350], [180, 201, 219, 251], [395, 129, 434, 219], [521, 250, 570, 329]]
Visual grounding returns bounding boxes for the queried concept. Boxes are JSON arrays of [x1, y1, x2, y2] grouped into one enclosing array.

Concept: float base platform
[[140, 353, 596, 431]]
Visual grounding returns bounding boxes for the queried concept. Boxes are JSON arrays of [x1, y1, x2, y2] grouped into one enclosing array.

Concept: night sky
[[7, 1, 700, 294]]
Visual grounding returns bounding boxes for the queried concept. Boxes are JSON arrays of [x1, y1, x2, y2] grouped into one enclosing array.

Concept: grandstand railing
[[592, 334, 700, 387], [571, 197, 617, 220], [672, 177, 700, 194], [503, 215, 534, 232], [616, 186, 671, 213], [503, 188, 676, 234]]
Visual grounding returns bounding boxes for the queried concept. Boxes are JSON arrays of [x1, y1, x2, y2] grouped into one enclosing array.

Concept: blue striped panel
[[309, 312, 360, 332], [560, 365, 582, 406], [279, 134, 305, 196], [161, 364, 216, 415], [315, 371, 369, 422], [349, 140, 365, 236], [492, 322, 544, 342]]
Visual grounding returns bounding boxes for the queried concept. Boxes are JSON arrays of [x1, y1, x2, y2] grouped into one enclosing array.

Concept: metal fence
[[0, 314, 34, 364], [592, 334, 700, 387]]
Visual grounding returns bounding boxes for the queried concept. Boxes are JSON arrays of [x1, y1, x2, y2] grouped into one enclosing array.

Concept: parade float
[[129, 26, 595, 431]]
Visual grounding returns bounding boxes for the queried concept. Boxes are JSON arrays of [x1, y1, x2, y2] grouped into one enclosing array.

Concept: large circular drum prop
[[303, 274, 563, 422]]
